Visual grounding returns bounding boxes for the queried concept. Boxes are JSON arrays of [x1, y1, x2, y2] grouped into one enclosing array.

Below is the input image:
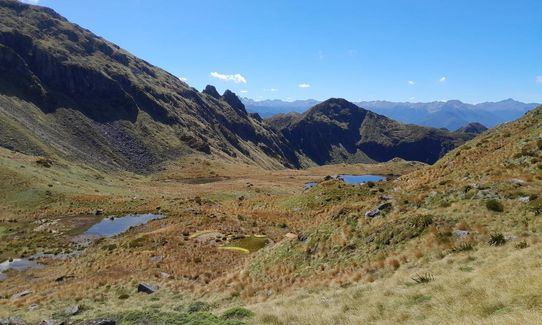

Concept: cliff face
[[0, 0, 299, 170], [275, 98, 474, 165]]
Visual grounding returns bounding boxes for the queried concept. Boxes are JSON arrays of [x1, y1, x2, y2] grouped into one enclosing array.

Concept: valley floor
[[0, 105, 540, 325]]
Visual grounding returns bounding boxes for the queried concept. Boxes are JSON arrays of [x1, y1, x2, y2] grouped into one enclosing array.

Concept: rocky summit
[[270, 98, 474, 166]]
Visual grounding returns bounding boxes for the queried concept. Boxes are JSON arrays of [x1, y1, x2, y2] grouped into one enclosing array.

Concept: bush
[[187, 301, 212, 313], [488, 233, 506, 246], [222, 307, 254, 320], [118, 294, 130, 300], [485, 199, 504, 212]]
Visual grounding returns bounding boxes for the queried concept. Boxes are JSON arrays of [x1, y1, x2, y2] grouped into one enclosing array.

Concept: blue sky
[[24, 0, 542, 103]]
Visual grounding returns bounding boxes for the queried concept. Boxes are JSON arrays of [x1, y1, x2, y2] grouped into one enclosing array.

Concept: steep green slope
[[0, 0, 299, 171]]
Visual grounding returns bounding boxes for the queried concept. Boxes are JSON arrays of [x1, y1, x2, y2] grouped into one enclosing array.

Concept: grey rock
[[518, 196, 530, 203], [150, 256, 163, 263], [511, 179, 526, 186], [64, 305, 80, 316], [452, 230, 469, 238], [137, 283, 159, 294], [0, 316, 26, 325], [377, 202, 392, 211], [476, 190, 499, 200], [11, 290, 32, 300], [365, 208, 380, 218], [28, 303, 39, 311]]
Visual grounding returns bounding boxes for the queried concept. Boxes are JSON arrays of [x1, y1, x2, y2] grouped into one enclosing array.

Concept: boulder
[[511, 179, 526, 186], [377, 202, 392, 211], [137, 283, 159, 294], [94, 209, 104, 216], [285, 233, 298, 240], [11, 290, 32, 300], [365, 208, 380, 218], [64, 305, 80, 316], [452, 230, 469, 238]]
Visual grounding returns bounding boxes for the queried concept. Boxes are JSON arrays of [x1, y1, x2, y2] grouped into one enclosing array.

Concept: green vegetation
[[485, 199, 504, 212], [488, 233, 507, 246]]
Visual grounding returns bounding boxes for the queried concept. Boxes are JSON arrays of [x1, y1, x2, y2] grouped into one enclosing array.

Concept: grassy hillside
[[0, 0, 299, 171]]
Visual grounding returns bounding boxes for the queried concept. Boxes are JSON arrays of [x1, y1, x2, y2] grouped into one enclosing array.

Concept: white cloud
[[298, 83, 311, 88], [209, 72, 247, 84], [409, 97, 416, 101], [439, 76, 447, 83], [240, 90, 248, 93], [19, 0, 40, 4], [178, 76, 188, 82], [407, 80, 415, 85], [536, 76, 542, 84], [265, 88, 278, 92]]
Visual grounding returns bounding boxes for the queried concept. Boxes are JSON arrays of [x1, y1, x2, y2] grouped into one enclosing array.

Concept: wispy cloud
[[209, 72, 247, 84], [19, 0, 40, 4], [178, 76, 188, 82], [240, 90, 248, 93], [264, 88, 278, 92], [439, 76, 447, 83], [407, 80, 415, 85], [536, 76, 542, 84], [347, 49, 358, 57], [298, 83, 311, 88]]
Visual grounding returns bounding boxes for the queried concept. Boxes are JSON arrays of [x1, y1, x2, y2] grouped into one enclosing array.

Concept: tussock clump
[[488, 233, 506, 246], [412, 273, 434, 284]]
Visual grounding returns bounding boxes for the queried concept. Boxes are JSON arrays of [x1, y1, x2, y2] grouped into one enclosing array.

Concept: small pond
[[338, 174, 386, 184], [0, 258, 43, 281], [83, 213, 164, 238], [304, 182, 317, 190]]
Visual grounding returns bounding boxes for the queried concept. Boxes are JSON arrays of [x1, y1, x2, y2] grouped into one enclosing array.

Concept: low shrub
[[222, 307, 254, 320], [485, 199, 504, 212]]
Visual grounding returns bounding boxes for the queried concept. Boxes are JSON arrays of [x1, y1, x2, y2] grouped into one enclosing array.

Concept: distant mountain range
[[242, 98, 540, 131]]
